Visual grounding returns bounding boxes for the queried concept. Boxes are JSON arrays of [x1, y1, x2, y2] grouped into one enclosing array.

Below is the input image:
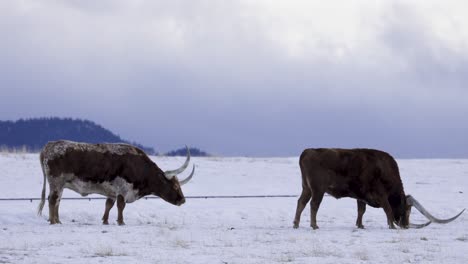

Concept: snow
[[0, 153, 467, 263]]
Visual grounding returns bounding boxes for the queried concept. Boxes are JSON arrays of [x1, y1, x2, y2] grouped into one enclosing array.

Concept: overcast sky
[[1, 1, 468, 157]]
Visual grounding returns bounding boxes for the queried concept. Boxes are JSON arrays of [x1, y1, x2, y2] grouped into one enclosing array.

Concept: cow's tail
[[37, 154, 47, 216]]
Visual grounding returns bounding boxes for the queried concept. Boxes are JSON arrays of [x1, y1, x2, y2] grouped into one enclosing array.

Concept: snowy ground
[[0, 153, 466, 264]]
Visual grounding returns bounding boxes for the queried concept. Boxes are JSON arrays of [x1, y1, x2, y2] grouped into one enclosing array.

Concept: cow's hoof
[[311, 225, 319, 230], [117, 221, 125, 226], [293, 221, 299, 229], [103, 221, 109, 225], [357, 225, 365, 229]]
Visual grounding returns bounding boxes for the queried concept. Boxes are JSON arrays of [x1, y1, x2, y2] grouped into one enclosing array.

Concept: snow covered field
[[0, 153, 466, 264]]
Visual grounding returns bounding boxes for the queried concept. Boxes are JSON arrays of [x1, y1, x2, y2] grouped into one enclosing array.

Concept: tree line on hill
[[0, 118, 209, 156], [165, 147, 209, 157]]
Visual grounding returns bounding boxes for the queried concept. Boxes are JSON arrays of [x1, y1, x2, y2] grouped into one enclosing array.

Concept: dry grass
[[0, 146, 32, 155], [92, 246, 128, 257]]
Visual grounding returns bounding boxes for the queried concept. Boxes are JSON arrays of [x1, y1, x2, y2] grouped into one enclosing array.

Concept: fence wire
[[0, 194, 301, 202]]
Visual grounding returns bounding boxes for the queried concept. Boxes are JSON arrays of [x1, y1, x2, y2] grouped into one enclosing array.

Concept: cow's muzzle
[[177, 198, 186, 206]]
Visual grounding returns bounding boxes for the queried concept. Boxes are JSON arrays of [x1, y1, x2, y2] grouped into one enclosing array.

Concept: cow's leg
[[53, 190, 63, 224], [310, 190, 325, 230], [48, 190, 62, 224], [102, 198, 115, 225], [116, 195, 126, 226], [381, 198, 396, 229], [293, 188, 311, 228], [356, 200, 366, 229], [48, 192, 57, 224], [47, 176, 65, 224]]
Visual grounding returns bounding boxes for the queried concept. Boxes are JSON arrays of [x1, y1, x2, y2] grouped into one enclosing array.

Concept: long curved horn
[[409, 221, 431, 228], [179, 165, 195, 186], [164, 146, 190, 180], [407, 195, 465, 224]]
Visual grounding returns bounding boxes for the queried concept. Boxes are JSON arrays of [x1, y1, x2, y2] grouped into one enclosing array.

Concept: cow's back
[[40, 140, 156, 184]]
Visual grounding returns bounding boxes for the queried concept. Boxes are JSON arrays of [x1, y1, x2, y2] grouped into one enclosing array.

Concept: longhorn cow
[[37, 140, 194, 225], [293, 148, 464, 229]]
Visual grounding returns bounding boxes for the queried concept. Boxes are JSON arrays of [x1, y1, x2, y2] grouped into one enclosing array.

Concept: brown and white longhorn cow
[[293, 148, 464, 229], [37, 140, 194, 225]]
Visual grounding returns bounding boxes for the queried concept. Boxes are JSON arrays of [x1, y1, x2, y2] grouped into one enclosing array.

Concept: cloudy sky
[[1, 1, 468, 157]]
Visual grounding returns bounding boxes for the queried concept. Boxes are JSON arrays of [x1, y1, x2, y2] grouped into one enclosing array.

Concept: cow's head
[[158, 146, 194, 206], [389, 195, 411, 228], [395, 195, 465, 228]]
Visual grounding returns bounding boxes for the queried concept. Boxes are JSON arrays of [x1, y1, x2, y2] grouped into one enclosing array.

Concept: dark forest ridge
[[0, 117, 210, 156], [0, 117, 155, 154]]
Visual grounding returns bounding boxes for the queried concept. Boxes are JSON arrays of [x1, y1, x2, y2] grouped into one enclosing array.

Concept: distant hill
[[166, 147, 210, 157], [0, 117, 155, 154]]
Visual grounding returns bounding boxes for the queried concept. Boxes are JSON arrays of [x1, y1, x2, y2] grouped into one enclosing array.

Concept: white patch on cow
[[63, 175, 140, 203]]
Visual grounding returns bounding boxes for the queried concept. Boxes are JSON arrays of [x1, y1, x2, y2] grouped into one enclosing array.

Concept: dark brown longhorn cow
[[293, 148, 464, 229], [38, 140, 194, 225]]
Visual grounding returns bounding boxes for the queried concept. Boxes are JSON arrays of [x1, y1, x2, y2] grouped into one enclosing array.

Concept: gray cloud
[[1, 1, 468, 157]]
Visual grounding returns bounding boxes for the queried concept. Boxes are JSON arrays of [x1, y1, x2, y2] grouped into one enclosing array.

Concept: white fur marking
[[64, 175, 140, 203]]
